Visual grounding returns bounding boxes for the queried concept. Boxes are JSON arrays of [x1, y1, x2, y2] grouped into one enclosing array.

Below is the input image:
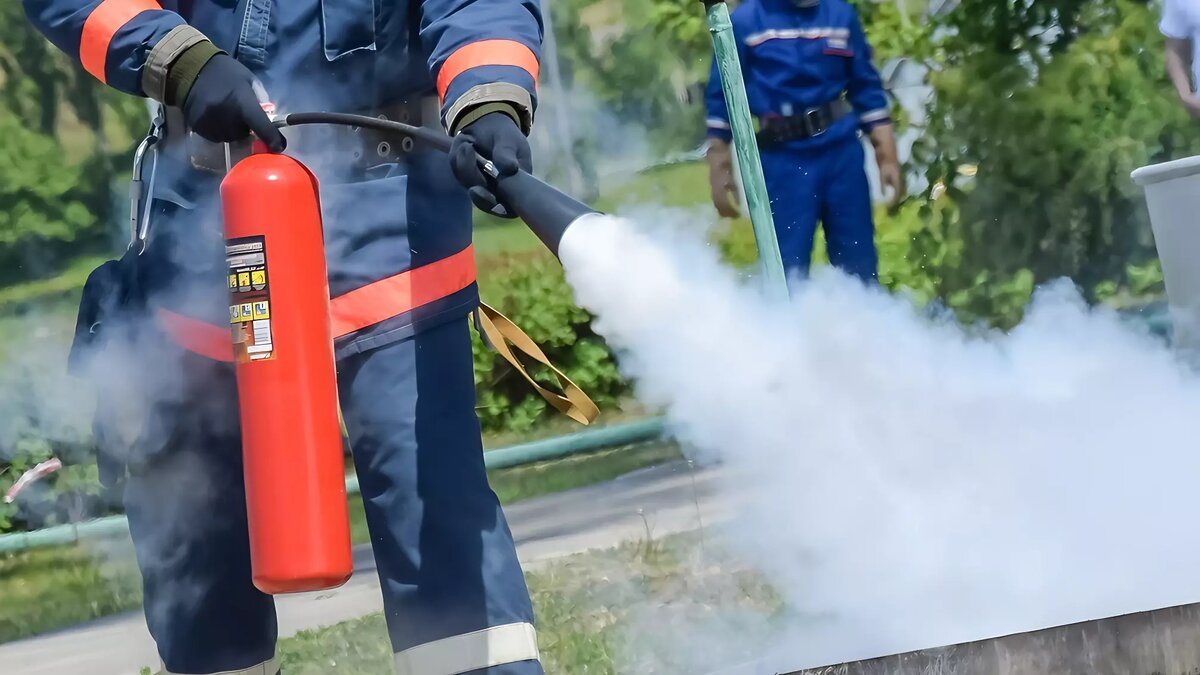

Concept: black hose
[[271, 110, 596, 255], [276, 112, 454, 154]]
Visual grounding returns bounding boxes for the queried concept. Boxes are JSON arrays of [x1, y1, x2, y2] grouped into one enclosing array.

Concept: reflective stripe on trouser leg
[[159, 656, 280, 675], [338, 321, 542, 674], [394, 623, 540, 675]]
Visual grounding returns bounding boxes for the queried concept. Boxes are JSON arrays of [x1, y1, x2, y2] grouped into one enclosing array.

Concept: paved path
[[1, 462, 735, 675]]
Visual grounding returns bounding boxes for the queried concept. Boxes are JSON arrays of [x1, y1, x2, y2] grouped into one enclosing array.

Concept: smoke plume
[[557, 208, 1200, 672]]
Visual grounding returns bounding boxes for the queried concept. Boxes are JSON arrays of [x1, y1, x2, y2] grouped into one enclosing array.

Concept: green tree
[[916, 0, 1191, 313], [0, 5, 145, 284]]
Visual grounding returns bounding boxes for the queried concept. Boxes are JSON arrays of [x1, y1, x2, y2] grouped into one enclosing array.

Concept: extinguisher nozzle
[[492, 170, 599, 257]]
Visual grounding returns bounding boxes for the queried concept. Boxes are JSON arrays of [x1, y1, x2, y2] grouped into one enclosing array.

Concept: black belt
[[755, 99, 851, 147], [162, 97, 439, 174]]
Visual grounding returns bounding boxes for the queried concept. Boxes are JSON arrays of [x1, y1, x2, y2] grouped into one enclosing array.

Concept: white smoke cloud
[[558, 209, 1200, 672]]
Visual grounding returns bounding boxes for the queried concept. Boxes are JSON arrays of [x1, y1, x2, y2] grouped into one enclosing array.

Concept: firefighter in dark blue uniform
[[705, 0, 903, 281], [23, 0, 547, 673]]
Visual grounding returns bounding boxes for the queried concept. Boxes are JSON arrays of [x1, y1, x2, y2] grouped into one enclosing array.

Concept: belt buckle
[[803, 107, 826, 138]]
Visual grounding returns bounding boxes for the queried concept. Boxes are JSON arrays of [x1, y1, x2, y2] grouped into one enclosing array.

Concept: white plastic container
[[1131, 156, 1200, 354]]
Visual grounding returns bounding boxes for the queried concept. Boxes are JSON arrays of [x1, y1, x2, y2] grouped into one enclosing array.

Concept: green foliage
[[0, 117, 103, 279], [556, 0, 708, 154], [648, 0, 712, 58], [916, 0, 1193, 308], [0, 6, 144, 286], [848, 0, 938, 63], [273, 535, 781, 675], [473, 253, 628, 433], [0, 538, 142, 643]]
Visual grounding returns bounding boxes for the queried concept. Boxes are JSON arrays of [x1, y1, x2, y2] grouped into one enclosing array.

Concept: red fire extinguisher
[[220, 139, 352, 595]]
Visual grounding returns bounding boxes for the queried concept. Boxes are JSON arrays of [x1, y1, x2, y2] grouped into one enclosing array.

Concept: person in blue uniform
[[705, 0, 904, 282], [23, 1, 546, 673]]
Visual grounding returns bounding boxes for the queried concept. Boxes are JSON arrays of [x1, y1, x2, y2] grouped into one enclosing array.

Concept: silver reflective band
[[859, 108, 891, 125], [445, 83, 534, 135], [160, 656, 280, 675], [394, 622, 541, 675]]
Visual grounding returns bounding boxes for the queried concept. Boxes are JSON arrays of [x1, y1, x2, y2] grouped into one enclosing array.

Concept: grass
[[0, 256, 105, 312], [0, 537, 140, 642], [473, 219, 543, 256], [271, 534, 782, 675], [129, 534, 782, 675], [594, 161, 710, 213], [0, 440, 682, 645]]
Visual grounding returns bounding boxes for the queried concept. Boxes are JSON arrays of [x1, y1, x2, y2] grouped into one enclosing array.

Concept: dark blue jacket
[[705, 0, 891, 151], [24, 0, 542, 132], [23, 0, 544, 356]]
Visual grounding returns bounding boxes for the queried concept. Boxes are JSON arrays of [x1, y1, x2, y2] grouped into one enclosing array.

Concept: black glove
[[178, 53, 286, 153], [450, 112, 532, 218]]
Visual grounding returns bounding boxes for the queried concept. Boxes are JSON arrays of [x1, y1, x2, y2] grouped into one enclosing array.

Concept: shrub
[[473, 252, 628, 433]]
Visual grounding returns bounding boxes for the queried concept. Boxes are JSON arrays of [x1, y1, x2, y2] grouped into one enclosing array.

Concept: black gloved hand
[[449, 112, 532, 218], [180, 53, 286, 153]]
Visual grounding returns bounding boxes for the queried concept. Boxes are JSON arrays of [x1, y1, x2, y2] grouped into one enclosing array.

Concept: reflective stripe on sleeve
[[859, 108, 891, 125], [394, 622, 541, 675], [744, 27, 850, 47], [436, 39, 540, 104], [81, 0, 162, 82]]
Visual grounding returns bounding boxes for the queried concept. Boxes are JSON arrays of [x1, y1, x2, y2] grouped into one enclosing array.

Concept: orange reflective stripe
[[155, 249, 474, 361], [80, 0, 162, 82], [330, 245, 477, 339], [156, 308, 235, 363], [436, 40, 540, 103]]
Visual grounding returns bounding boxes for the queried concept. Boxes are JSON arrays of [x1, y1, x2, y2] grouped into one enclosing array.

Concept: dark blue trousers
[[121, 318, 540, 674], [760, 136, 879, 282]]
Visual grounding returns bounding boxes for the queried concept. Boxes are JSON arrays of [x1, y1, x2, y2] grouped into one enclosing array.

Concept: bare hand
[[707, 140, 741, 219], [1183, 95, 1200, 119], [710, 168, 741, 219], [878, 159, 906, 207]]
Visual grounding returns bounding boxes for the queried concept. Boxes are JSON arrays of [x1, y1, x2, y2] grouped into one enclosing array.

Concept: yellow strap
[[475, 302, 600, 425]]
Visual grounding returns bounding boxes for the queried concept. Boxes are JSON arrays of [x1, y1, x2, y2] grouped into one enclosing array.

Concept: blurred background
[[0, 0, 1191, 623]]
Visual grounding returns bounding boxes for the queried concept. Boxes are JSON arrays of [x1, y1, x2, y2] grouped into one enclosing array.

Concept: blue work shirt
[[705, 0, 892, 151]]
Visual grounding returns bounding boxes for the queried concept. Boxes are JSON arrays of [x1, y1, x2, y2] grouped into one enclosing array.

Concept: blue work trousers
[[121, 317, 540, 675], [760, 136, 879, 282]]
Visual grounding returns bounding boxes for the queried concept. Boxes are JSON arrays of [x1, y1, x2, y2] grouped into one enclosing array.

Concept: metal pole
[[540, 0, 585, 197], [703, 0, 789, 297]]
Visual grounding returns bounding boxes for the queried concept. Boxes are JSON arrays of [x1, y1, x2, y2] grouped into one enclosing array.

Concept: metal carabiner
[[128, 104, 166, 255]]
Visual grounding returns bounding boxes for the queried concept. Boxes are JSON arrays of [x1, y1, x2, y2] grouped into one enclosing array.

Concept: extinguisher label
[[226, 235, 275, 362]]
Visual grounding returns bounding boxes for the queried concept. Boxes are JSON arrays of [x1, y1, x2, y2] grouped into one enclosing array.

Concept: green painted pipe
[[483, 416, 666, 471], [704, 0, 789, 298], [0, 417, 668, 555]]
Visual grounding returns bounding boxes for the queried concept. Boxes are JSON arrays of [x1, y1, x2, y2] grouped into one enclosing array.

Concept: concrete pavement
[[1, 461, 735, 675]]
